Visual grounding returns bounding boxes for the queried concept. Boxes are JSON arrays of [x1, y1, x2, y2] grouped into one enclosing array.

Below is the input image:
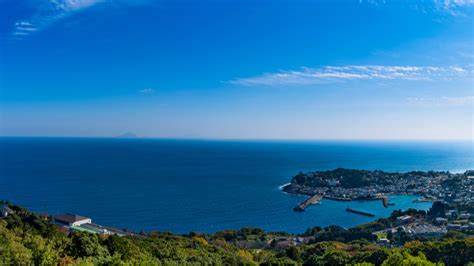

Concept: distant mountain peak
[[116, 132, 138, 139]]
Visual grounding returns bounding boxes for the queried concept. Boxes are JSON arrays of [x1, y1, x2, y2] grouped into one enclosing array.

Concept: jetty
[[413, 198, 432, 203], [345, 208, 375, 217], [381, 197, 389, 208], [294, 194, 323, 212], [356, 195, 392, 208]]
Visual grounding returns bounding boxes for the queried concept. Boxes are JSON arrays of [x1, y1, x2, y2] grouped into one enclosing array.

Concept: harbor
[[293, 193, 392, 211]]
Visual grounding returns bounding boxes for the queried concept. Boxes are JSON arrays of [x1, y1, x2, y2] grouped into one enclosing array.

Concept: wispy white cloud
[[139, 88, 155, 94], [362, 0, 474, 6], [11, 0, 103, 39], [362, 0, 474, 7], [434, 0, 474, 9], [407, 95, 474, 106], [433, 0, 474, 16], [229, 65, 471, 86], [360, 0, 474, 17]]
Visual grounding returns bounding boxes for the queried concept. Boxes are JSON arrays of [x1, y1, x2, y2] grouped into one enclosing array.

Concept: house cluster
[[376, 223, 446, 246], [398, 223, 447, 237], [388, 215, 448, 237], [433, 209, 474, 231], [375, 206, 474, 246]]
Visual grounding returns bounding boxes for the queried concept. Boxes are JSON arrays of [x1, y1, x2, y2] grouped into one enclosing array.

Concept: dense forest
[[0, 203, 473, 265]]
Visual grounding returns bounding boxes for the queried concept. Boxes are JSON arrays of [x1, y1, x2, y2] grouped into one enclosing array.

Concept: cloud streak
[[229, 65, 471, 86], [11, 0, 102, 39]]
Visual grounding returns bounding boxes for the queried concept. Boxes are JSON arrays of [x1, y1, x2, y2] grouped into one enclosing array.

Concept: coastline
[[278, 182, 291, 191]]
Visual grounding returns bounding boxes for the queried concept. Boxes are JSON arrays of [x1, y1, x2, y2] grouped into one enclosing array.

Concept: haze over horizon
[[1, 0, 473, 140]]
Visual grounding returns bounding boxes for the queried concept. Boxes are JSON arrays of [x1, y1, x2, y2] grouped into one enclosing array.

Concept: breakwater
[[324, 195, 391, 208], [294, 194, 323, 211], [381, 197, 390, 208], [345, 208, 375, 217], [413, 198, 432, 203]]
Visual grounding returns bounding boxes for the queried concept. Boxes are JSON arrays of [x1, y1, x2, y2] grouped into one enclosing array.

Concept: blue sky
[[0, 0, 473, 139]]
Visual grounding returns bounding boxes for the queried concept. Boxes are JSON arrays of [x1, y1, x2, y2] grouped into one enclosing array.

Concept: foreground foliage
[[0, 204, 473, 265]]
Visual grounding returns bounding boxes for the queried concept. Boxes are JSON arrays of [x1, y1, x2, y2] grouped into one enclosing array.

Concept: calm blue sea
[[0, 138, 472, 234]]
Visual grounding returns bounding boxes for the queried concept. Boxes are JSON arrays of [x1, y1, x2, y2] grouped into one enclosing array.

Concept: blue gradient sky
[[1, 0, 473, 139]]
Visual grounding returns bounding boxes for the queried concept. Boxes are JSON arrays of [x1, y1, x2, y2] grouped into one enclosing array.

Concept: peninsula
[[283, 168, 474, 212]]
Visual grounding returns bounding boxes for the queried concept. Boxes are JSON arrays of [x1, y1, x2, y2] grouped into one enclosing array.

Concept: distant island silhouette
[[116, 132, 138, 139]]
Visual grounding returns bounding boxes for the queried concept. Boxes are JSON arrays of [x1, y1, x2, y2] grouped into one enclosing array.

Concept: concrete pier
[[294, 194, 323, 211], [346, 208, 375, 217]]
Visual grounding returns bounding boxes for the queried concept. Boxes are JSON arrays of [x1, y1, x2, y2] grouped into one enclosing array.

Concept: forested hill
[[290, 168, 454, 188], [0, 203, 473, 265]]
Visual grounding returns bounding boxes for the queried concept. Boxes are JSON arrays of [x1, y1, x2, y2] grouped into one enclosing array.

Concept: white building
[[396, 215, 413, 225], [435, 217, 448, 225], [53, 214, 92, 227], [1, 205, 13, 218], [445, 210, 458, 218], [447, 223, 462, 231]]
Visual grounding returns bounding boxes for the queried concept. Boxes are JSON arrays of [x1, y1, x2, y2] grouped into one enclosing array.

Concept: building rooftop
[[54, 213, 90, 224], [1, 204, 13, 213]]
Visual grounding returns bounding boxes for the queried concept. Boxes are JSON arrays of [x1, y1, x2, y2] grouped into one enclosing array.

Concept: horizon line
[[0, 135, 472, 142]]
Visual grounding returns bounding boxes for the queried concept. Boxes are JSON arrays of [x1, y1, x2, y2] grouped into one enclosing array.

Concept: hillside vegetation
[[0, 204, 473, 265]]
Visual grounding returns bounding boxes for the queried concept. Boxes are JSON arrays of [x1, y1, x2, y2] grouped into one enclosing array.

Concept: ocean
[[0, 138, 472, 234]]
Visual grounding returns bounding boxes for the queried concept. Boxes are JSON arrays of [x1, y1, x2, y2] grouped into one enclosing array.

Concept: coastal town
[[280, 168, 474, 247], [283, 168, 474, 211]]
